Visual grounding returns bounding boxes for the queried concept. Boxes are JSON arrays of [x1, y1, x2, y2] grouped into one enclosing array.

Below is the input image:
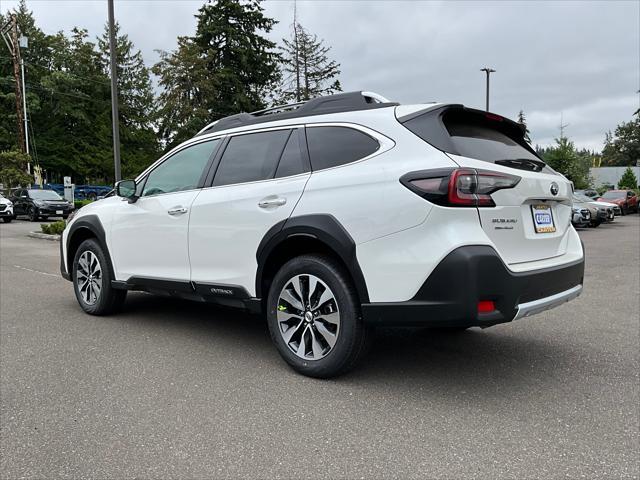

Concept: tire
[[621, 204, 627, 216], [62, 215, 69, 220], [72, 238, 126, 315], [2, 217, 12, 223], [266, 254, 369, 378], [28, 206, 39, 222]]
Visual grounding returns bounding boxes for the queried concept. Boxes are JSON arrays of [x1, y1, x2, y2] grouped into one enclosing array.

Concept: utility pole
[[1, 15, 26, 156], [293, 0, 300, 102], [480, 67, 495, 111], [108, 0, 121, 182]]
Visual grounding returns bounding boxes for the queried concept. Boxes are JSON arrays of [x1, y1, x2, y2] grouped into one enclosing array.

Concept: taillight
[[401, 168, 520, 207]]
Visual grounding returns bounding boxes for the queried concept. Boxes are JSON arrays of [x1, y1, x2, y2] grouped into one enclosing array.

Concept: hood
[[597, 197, 623, 205], [0, 197, 11, 205]]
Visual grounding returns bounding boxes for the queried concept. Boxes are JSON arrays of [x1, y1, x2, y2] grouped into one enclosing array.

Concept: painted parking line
[[12, 265, 60, 278]]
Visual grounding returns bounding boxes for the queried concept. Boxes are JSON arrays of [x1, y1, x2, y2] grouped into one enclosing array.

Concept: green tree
[[153, 0, 280, 148], [618, 166, 638, 189], [542, 136, 590, 189], [516, 109, 532, 144], [0, 150, 32, 188], [98, 23, 159, 177], [601, 118, 640, 166], [278, 21, 341, 103]]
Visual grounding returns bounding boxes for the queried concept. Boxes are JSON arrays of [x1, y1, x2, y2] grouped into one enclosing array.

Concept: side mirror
[[115, 179, 138, 202]]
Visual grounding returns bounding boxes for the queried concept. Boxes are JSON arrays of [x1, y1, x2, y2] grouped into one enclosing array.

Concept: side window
[[142, 140, 219, 197], [275, 130, 306, 178], [213, 130, 291, 187], [306, 126, 379, 171]]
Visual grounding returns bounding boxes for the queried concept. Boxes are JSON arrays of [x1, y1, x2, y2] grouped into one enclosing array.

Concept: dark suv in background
[[10, 188, 74, 221]]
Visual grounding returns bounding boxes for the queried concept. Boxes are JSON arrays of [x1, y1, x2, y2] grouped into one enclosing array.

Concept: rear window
[[306, 126, 379, 171], [402, 107, 546, 172]]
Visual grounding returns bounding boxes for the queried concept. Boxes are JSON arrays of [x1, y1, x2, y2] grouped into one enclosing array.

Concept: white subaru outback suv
[[61, 91, 584, 378]]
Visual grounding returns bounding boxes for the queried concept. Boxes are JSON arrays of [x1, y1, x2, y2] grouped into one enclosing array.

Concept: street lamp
[[480, 67, 495, 111]]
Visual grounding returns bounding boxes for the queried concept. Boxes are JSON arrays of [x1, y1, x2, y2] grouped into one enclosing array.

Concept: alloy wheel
[[76, 250, 102, 306], [276, 274, 340, 360]]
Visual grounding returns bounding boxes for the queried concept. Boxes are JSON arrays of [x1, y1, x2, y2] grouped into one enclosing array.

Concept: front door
[[109, 139, 220, 281]]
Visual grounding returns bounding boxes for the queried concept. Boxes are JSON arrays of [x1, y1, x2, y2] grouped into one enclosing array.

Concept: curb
[[28, 232, 61, 242]]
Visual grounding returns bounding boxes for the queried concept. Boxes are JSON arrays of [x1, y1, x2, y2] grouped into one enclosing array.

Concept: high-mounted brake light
[[400, 168, 520, 208]]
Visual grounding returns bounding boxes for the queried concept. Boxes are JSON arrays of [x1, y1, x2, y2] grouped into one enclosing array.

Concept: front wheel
[[72, 239, 126, 315], [2, 217, 12, 223], [266, 254, 369, 378]]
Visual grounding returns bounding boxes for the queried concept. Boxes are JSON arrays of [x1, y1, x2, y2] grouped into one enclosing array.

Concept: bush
[[41, 220, 66, 235], [74, 199, 93, 210], [618, 167, 638, 190]]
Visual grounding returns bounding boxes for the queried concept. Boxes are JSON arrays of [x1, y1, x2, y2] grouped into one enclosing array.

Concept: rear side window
[[214, 130, 291, 186], [306, 126, 379, 171], [403, 108, 546, 172]]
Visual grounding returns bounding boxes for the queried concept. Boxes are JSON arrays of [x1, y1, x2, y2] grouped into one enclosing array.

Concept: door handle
[[167, 206, 188, 216], [258, 197, 287, 208]]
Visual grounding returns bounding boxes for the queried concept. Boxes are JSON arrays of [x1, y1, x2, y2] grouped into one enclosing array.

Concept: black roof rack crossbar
[[196, 91, 398, 136]]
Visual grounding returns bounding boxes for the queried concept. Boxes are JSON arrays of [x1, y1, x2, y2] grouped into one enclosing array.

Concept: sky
[[1, 0, 638, 151]]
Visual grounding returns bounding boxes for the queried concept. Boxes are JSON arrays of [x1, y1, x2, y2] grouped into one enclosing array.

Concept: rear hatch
[[399, 105, 572, 265]]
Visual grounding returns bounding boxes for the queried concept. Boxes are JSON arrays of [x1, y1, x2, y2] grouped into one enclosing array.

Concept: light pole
[[480, 67, 495, 111], [108, 0, 121, 183]]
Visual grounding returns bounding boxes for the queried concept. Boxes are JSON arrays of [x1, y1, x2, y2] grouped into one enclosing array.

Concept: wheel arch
[[256, 214, 369, 303], [66, 215, 116, 280]]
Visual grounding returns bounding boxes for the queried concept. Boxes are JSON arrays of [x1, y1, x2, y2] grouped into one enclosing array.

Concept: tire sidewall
[[266, 256, 361, 378], [72, 239, 113, 315]]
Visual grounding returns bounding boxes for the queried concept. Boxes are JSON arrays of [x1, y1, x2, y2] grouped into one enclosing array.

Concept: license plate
[[531, 204, 556, 233], [56, 210, 63, 214]]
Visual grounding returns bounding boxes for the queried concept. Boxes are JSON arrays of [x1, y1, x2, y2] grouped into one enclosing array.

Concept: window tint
[[306, 126, 379, 171], [142, 140, 218, 197], [213, 130, 291, 186], [275, 130, 306, 178]]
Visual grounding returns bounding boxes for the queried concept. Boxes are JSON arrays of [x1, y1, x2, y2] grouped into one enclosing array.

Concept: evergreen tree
[[601, 117, 640, 166], [517, 109, 532, 144], [618, 166, 638, 189], [98, 23, 159, 177], [153, 0, 280, 148], [278, 21, 341, 103], [542, 135, 590, 189]]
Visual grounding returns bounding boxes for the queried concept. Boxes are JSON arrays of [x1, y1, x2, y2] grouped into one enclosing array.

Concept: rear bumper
[[361, 245, 584, 327]]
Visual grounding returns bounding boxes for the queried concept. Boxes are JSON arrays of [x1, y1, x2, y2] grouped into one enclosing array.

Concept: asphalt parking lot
[[1, 216, 638, 479]]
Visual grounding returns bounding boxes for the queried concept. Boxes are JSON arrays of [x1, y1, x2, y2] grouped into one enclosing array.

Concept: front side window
[[306, 126, 379, 171], [142, 140, 219, 197], [213, 130, 291, 187]]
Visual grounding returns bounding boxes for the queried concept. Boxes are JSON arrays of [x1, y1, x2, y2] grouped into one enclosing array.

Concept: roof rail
[[196, 91, 398, 136]]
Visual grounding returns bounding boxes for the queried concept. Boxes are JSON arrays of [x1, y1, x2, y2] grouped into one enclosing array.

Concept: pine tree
[[278, 21, 341, 103], [153, 0, 280, 148], [542, 135, 590, 189], [618, 166, 638, 189], [517, 109, 532, 144], [98, 22, 159, 177]]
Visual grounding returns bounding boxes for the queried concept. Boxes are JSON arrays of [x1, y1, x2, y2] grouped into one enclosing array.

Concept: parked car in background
[[575, 188, 599, 199], [572, 195, 605, 227], [0, 193, 14, 223], [571, 206, 591, 228], [573, 193, 615, 222], [597, 190, 638, 215], [10, 188, 74, 221]]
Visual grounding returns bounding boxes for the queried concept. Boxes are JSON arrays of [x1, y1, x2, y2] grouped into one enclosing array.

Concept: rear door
[[402, 106, 573, 265], [189, 127, 310, 294]]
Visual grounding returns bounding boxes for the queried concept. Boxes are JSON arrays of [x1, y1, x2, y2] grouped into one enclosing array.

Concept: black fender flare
[[255, 214, 369, 302], [64, 215, 116, 281]]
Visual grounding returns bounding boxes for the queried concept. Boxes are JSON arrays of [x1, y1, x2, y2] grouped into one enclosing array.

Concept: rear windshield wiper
[[495, 158, 546, 172]]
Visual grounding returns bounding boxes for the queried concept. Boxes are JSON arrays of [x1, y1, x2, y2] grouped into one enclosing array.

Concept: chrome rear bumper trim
[[514, 284, 583, 320]]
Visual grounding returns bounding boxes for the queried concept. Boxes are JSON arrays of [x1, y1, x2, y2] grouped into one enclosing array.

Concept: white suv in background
[[61, 91, 585, 378], [0, 193, 14, 223]]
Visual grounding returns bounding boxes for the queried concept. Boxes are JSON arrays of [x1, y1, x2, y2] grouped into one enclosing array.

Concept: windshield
[[602, 191, 624, 199], [29, 190, 63, 200], [573, 193, 593, 203]]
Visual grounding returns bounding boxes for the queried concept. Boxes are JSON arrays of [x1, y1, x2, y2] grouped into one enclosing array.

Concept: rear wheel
[[266, 254, 369, 378], [28, 206, 39, 222], [72, 239, 126, 315]]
